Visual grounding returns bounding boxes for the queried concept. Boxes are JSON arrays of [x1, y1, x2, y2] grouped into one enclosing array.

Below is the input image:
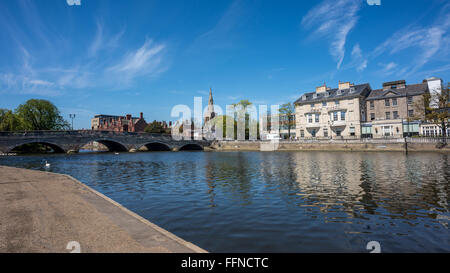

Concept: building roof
[[366, 83, 429, 100], [294, 83, 371, 105], [94, 114, 140, 120]]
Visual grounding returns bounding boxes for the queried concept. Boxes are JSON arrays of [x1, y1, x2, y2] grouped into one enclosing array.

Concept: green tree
[[232, 99, 252, 108], [212, 100, 260, 140], [144, 120, 165, 134], [15, 99, 70, 131], [279, 102, 295, 139], [0, 108, 21, 131]]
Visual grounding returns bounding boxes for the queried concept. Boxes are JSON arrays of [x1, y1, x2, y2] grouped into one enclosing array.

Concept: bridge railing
[[217, 137, 450, 144], [0, 130, 173, 138]]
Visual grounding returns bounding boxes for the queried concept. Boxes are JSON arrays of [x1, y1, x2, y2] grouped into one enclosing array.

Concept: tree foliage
[[0, 99, 69, 131], [144, 120, 167, 134], [0, 109, 21, 131], [279, 102, 295, 138], [422, 83, 450, 137], [211, 100, 260, 139]]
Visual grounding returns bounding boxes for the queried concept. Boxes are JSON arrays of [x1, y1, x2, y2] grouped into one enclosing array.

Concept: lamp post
[[69, 114, 76, 130]]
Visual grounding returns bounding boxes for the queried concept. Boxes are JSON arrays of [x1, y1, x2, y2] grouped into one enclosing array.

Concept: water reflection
[[0, 151, 448, 252]]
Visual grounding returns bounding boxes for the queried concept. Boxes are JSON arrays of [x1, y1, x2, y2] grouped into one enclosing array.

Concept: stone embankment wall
[[212, 140, 450, 152]]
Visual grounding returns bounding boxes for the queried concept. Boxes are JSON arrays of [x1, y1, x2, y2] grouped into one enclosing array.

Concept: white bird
[[44, 160, 50, 168], [115, 152, 119, 155]]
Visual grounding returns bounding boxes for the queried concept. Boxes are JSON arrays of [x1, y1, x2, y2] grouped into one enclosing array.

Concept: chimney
[[140, 112, 143, 119], [338, 81, 353, 90], [383, 80, 406, 90], [315, 83, 327, 93]]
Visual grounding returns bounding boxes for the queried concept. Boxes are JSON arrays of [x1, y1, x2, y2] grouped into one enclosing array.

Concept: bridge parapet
[[0, 131, 211, 154]]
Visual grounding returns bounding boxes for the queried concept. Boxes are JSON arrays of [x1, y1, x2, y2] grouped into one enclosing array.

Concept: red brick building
[[91, 112, 147, 132]]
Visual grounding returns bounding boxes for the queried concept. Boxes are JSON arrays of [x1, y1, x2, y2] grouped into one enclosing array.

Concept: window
[[333, 112, 338, 121], [335, 100, 340, 105], [408, 110, 414, 117], [322, 101, 327, 106], [385, 99, 390, 106], [324, 128, 328, 137], [308, 114, 313, 123], [311, 129, 316, 137], [350, 127, 355, 136], [370, 113, 375, 121], [341, 111, 346, 121], [336, 129, 342, 137], [408, 97, 413, 104], [370, 101, 374, 109], [300, 130, 305, 138], [391, 85, 397, 89], [385, 112, 391, 120], [311, 103, 315, 107], [393, 111, 399, 119], [315, 114, 320, 123], [383, 126, 392, 137], [392, 98, 397, 106]]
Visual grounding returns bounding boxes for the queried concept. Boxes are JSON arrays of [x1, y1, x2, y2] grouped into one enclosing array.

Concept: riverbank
[[212, 139, 450, 152], [0, 165, 206, 253]]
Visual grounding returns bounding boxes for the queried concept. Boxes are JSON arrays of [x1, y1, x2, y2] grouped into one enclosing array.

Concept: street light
[[69, 114, 76, 130]]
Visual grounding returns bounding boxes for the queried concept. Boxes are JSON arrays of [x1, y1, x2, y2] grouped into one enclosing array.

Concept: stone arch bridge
[[0, 130, 212, 154]]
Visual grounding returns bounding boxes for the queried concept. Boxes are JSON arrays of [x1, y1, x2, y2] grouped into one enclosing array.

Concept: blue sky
[[1, 0, 449, 129]]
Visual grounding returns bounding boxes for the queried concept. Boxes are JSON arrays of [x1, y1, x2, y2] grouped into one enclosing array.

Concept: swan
[[44, 160, 50, 168], [115, 152, 119, 155]]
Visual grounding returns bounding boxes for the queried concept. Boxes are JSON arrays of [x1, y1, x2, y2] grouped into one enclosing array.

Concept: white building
[[423, 77, 444, 108]]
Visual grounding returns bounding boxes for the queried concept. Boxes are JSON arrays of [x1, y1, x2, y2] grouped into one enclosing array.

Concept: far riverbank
[[211, 138, 450, 152]]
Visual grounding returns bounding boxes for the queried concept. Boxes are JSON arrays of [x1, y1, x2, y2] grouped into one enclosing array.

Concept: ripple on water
[[0, 151, 449, 252]]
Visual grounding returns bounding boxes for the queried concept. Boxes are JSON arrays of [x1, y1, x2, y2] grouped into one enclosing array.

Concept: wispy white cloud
[[88, 21, 125, 58], [0, 73, 61, 96], [382, 62, 397, 72], [190, 0, 246, 51], [227, 95, 242, 101], [371, 3, 450, 76], [347, 43, 367, 72], [1, 34, 167, 96], [301, 0, 361, 69], [108, 39, 166, 84], [88, 21, 104, 57]]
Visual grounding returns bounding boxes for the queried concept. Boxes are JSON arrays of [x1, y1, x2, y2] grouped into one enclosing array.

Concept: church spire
[[209, 87, 214, 105], [205, 87, 215, 123]]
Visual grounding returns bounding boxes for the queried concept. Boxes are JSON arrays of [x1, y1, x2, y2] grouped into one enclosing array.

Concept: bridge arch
[[85, 139, 128, 152], [179, 143, 204, 151], [8, 141, 66, 154], [139, 142, 171, 151]]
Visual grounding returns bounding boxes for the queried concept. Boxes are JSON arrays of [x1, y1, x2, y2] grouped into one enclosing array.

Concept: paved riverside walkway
[[0, 166, 206, 253]]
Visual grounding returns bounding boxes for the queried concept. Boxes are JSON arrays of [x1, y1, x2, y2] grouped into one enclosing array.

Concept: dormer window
[[313, 94, 317, 99], [337, 90, 342, 95], [325, 92, 330, 97], [349, 87, 355, 93]]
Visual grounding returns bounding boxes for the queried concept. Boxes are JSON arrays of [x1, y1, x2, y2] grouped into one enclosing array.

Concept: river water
[[1, 151, 449, 252]]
